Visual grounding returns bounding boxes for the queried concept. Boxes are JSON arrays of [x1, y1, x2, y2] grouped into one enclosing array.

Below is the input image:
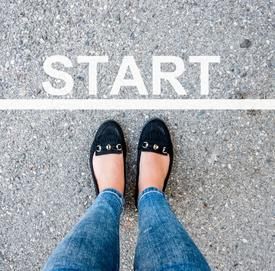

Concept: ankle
[[139, 182, 164, 195], [138, 152, 170, 194], [93, 153, 125, 194]]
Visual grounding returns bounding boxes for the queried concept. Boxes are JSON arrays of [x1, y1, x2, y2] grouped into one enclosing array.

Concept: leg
[[43, 120, 126, 270], [43, 188, 123, 271], [135, 119, 210, 270], [134, 187, 210, 271]]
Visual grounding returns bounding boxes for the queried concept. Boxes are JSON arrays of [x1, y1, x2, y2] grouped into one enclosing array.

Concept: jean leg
[[134, 187, 210, 271], [43, 188, 124, 271]]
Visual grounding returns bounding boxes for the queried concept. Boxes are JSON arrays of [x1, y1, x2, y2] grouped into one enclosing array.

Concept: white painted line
[[0, 99, 274, 110]]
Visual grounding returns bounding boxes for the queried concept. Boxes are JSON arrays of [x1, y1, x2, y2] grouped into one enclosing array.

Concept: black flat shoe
[[90, 120, 126, 196], [135, 118, 173, 207]]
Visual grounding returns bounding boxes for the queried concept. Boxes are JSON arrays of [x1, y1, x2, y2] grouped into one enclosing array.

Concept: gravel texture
[[0, 0, 274, 270]]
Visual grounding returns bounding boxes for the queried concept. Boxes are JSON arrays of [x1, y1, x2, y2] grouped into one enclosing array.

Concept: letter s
[[42, 55, 74, 96]]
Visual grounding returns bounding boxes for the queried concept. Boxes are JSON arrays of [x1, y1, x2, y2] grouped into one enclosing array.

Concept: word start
[[42, 55, 220, 96]]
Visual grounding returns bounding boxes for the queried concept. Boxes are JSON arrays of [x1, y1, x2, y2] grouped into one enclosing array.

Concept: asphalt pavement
[[0, 1, 274, 270]]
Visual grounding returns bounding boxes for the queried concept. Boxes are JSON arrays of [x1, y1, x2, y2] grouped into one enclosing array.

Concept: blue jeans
[[43, 187, 210, 271]]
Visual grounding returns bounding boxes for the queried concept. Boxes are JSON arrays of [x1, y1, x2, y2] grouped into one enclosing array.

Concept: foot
[[136, 118, 173, 200], [90, 120, 126, 195], [93, 153, 125, 194], [138, 152, 170, 193]]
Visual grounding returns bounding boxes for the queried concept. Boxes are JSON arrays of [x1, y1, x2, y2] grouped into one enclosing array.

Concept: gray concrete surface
[[0, 0, 274, 270]]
